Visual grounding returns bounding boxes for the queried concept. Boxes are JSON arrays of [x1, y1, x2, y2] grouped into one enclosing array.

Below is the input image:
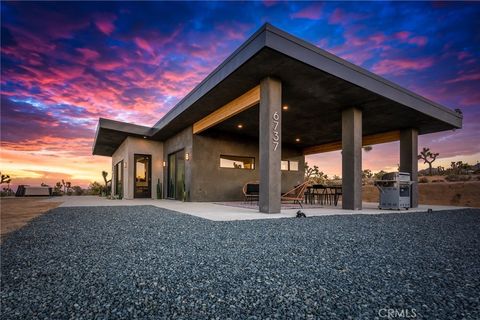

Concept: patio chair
[[242, 181, 259, 203], [281, 181, 309, 208]]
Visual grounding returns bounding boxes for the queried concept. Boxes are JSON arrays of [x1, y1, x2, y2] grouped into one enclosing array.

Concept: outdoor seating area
[[242, 181, 341, 208], [305, 185, 343, 206]]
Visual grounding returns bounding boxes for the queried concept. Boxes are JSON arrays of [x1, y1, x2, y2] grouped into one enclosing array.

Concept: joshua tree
[[0, 172, 11, 185], [450, 161, 469, 175], [373, 170, 388, 180], [304, 163, 328, 184], [305, 162, 320, 180], [362, 169, 373, 179], [437, 166, 445, 175], [102, 171, 111, 195], [54, 182, 63, 194], [65, 181, 72, 195], [418, 147, 439, 175]]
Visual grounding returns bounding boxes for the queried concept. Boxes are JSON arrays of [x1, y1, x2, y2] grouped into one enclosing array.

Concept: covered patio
[[178, 24, 462, 212]]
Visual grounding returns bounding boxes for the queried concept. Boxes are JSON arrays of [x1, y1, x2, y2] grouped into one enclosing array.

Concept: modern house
[[92, 23, 462, 213]]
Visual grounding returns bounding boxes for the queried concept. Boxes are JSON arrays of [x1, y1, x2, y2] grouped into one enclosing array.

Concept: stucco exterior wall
[[111, 128, 304, 202], [111, 137, 163, 199], [191, 131, 305, 202]]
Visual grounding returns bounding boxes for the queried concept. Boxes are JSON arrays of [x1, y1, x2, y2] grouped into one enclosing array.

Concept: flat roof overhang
[[92, 118, 151, 156], [92, 23, 462, 156]]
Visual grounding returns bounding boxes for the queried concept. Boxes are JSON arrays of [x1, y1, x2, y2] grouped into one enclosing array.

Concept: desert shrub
[[418, 177, 429, 183], [445, 175, 472, 182], [72, 186, 84, 195]]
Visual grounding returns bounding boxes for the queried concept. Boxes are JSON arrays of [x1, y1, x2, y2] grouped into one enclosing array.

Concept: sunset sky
[[1, 1, 479, 189]]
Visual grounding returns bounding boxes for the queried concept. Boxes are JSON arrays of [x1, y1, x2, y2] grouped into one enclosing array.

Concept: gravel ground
[[1, 206, 479, 319]]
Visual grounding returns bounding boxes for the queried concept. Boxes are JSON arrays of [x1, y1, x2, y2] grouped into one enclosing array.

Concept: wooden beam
[[303, 130, 401, 155], [193, 85, 260, 134]]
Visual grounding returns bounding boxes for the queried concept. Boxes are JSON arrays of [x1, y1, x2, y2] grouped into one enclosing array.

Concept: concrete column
[[259, 77, 282, 213], [400, 128, 419, 208], [342, 107, 362, 210]]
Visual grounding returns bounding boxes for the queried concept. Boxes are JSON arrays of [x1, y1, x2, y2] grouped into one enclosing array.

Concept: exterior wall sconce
[[185, 152, 190, 161], [163, 161, 166, 167]]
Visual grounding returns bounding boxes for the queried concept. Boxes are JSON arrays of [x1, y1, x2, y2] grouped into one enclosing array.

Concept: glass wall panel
[[167, 153, 176, 199]]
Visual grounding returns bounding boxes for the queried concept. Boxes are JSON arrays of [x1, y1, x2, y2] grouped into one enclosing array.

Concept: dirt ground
[[363, 181, 480, 207], [0, 197, 61, 241]]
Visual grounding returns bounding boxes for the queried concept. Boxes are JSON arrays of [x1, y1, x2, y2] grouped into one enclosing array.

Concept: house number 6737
[[272, 111, 280, 151]]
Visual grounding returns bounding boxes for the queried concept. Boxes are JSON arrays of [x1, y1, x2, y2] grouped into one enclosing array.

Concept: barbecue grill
[[374, 172, 412, 210]]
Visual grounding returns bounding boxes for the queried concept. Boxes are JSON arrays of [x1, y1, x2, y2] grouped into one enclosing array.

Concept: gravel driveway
[[1, 206, 479, 319]]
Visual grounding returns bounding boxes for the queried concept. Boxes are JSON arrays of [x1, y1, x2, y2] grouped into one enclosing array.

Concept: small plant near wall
[[182, 175, 187, 202], [156, 179, 162, 199], [118, 185, 123, 200]]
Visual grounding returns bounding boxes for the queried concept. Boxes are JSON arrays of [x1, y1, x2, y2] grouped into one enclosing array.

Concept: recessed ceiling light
[[295, 138, 301, 142], [282, 105, 289, 110], [237, 124, 243, 129]]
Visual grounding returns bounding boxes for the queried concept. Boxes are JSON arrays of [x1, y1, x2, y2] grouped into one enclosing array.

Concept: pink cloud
[[408, 36, 428, 46], [445, 73, 480, 84], [394, 31, 411, 41], [262, 0, 278, 7], [76, 48, 100, 60], [93, 59, 124, 71], [328, 8, 370, 25], [134, 37, 155, 56], [394, 31, 428, 47], [371, 57, 435, 75], [457, 51, 472, 60], [329, 8, 344, 24], [94, 14, 116, 35], [291, 3, 322, 20]]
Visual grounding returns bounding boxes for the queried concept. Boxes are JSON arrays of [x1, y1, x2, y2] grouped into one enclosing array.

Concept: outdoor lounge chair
[[242, 181, 259, 203], [281, 181, 309, 208]]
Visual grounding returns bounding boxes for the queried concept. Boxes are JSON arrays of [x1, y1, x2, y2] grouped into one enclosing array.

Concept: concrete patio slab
[[41, 196, 466, 221]]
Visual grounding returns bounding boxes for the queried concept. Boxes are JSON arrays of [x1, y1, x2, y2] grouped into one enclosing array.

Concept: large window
[[220, 155, 255, 169]]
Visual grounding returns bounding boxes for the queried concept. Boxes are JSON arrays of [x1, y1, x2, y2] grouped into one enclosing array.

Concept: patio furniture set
[[242, 182, 342, 208], [305, 185, 343, 206]]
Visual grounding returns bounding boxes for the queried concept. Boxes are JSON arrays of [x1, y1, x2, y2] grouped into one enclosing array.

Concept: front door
[[134, 154, 151, 198], [167, 150, 185, 200]]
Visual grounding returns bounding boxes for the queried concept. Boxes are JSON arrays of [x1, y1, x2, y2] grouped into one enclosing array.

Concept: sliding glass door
[[114, 160, 123, 198], [167, 150, 185, 200]]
